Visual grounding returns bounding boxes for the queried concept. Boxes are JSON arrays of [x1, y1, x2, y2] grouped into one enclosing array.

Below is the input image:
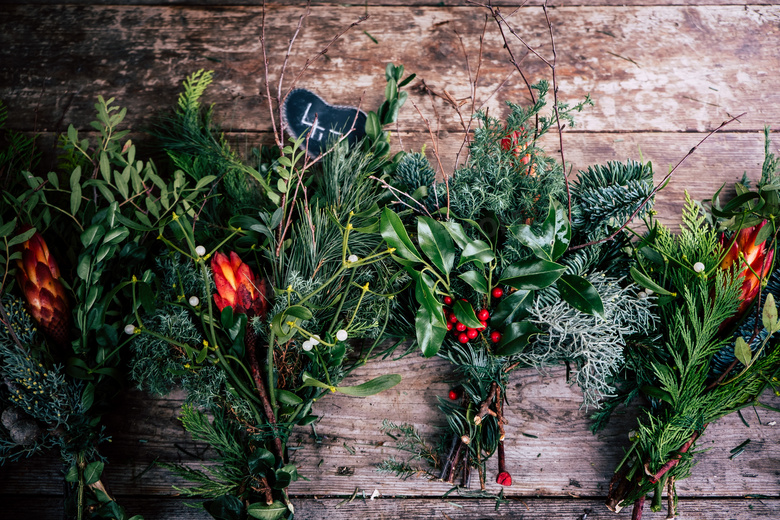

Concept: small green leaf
[[248, 448, 276, 475], [763, 293, 779, 333], [70, 182, 82, 216], [490, 289, 534, 329], [459, 240, 495, 267], [557, 275, 604, 317], [500, 259, 565, 290], [417, 216, 455, 275], [83, 461, 104, 485], [336, 374, 402, 396], [494, 321, 541, 356], [7, 227, 36, 248], [65, 465, 79, 483], [99, 151, 111, 182], [453, 299, 482, 329], [276, 389, 303, 406], [0, 217, 16, 238], [247, 500, 288, 520], [366, 111, 381, 141], [630, 266, 675, 296], [734, 336, 752, 366], [458, 270, 489, 294], [204, 494, 244, 520], [81, 224, 105, 248], [415, 304, 447, 357], [380, 208, 423, 263], [641, 385, 673, 405], [300, 373, 333, 390], [509, 200, 569, 261]]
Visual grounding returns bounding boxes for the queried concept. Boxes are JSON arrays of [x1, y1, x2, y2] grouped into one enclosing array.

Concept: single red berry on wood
[[458, 333, 469, 344], [443, 296, 453, 305], [477, 309, 490, 321], [490, 331, 502, 343], [492, 287, 504, 299], [467, 328, 479, 339], [448, 389, 459, 400], [456, 322, 467, 332], [496, 471, 512, 486]]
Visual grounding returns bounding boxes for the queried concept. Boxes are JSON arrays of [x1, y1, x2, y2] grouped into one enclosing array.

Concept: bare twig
[[411, 100, 450, 218], [369, 175, 434, 217], [261, 0, 281, 149], [569, 112, 745, 251]]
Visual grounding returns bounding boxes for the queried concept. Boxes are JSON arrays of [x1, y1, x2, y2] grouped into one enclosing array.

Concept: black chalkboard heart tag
[[282, 88, 367, 158]]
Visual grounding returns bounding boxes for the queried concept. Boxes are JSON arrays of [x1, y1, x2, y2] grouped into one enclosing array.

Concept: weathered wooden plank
[[3, 1, 774, 7], [6, 496, 780, 520], [3, 360, 780, 500], [1, 5, 779, 135]]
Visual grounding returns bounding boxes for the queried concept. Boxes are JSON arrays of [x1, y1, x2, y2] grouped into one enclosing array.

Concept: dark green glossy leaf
[[276, 388, 303, 406], [441, 220, 470, 249], [380, 208, 422, 263], [458, 270, 489, 294], [83, 461, 104, 485], [641, 385, 673, 405], [336, 374, 402, 396], [415, 304, 447, 357], [508, 199, 569, 261], [494, 321, 541, 356], [459, 240, 495, 267], [81, 382, 95, 411], [490, 289, 534, 329], [499, 259, 565, 290], [204, 494, 244, 520], [247, 501, 287, 520], [417, 216, 455, 275], [411, 270, 445, 324], [453, 299, 482, 329], [557, 274, 604, 317], [248, 448, 275, 475]]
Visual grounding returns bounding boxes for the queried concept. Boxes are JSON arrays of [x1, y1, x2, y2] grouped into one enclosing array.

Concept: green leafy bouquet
[[0, 95, 193, 518], [125, 66, 414, 519], [602, 129, 780, 519], [377, 81, 658, 490]]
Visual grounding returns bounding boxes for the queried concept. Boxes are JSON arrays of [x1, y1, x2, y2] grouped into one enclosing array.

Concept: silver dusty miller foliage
[[525, 274, 656, 409]]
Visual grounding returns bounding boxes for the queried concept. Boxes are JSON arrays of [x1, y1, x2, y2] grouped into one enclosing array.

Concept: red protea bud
[[210, 251, 269, 318], [720, 220, 775, 315], [15, 228, 70, 346]]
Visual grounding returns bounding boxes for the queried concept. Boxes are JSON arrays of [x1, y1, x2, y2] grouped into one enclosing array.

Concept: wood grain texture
[[1, 4, 779, 135]]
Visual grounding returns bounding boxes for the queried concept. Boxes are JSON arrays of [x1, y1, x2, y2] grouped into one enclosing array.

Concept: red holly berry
[[449, 390, 458, 400], [449, 314, 459, 324], [443, 296, 453, 305], [479, 320, 488, 330], [490, 331, 502, 343], [492, 287, 504, 299], [496, 471, 512, 486], [446, 322, 453, 331], [456, 322, 467, 332], [458, 333, 469, 344], [477, 309, 490, 321], [466, 328, 479, 339]]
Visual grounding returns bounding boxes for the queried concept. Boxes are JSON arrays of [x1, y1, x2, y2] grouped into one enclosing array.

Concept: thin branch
[[569, 112, 745, 251], [411, 99, 450, 219], [369, 175, 434, 218], [260, 0, 281, 149]]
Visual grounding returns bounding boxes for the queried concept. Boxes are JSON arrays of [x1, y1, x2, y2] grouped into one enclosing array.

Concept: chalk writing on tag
[[282, 89, 367, 157]]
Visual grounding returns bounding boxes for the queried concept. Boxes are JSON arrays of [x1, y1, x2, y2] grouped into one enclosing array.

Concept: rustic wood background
[[2, 1, 780, 519]]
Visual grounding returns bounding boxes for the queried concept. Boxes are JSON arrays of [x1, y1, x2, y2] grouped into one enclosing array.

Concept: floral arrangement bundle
[[600, 129, 780, 519]]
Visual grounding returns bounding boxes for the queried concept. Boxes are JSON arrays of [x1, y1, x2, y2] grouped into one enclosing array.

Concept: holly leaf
[[490, 289, 534, 329], [458, 270, 489, 294], [499, 259, 565, 290], [494, 321, 541, 356], [453, 299, 482, 329], [415, 304, 447, 357], [557, 275, 605, 317], [380, 208, 423, 263], [417, 216, 455, 275], [508, 199, 569, 261]]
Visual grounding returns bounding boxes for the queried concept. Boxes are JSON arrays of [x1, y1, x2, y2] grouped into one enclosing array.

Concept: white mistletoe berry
[[693, 261, 705, 273], [347, 254, 359, 263], [310, 334, 320, 346], [124, 324, 137, 335], [302, 340, 313, 352], [336, 329, 348, 342], [195, 245, 207, 257], [188, 296, 200, 307]]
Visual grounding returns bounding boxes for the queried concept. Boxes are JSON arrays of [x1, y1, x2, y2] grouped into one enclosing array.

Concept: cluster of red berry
[[442, 287, 505, 346]]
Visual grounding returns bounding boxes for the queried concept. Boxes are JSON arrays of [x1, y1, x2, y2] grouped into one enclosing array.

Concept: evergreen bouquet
[[377, 79, 658, 488], [0, 95, 188, 518], [125, 65, 412, 519], [601, 129, 780, 519]]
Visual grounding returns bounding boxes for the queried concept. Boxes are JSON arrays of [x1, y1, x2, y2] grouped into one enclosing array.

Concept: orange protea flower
[[15, 228, 70, 346], [211, 251, 268, 317], [721, 220, 775, 315], [501, 127, 533, 171]]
